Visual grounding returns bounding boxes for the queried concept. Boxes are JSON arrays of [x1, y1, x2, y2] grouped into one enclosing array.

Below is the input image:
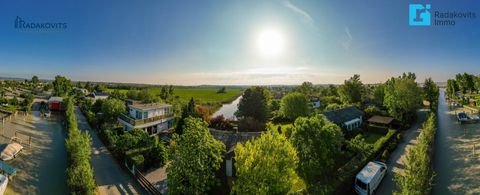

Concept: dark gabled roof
[[323, 106, 364, 124], [209, 129, 262, 154], [93, 91, 109, 96]]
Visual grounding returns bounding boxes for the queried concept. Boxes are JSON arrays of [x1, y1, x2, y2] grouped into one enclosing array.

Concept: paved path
[[74, 107, 147, 195], [376, 109, 428, 194]]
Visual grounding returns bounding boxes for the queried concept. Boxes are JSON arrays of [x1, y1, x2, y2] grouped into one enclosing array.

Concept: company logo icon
[[409, 4, 431, 26]]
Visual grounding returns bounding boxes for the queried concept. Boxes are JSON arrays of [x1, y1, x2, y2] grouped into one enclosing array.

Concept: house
[[310, 97, 321, 108], [324, 106, 364, 131], [93, 91, 109, 101], [73, 87, 88, 95], [209, 129, 262, 194], [48, 96, 63, 111], [118, 102, 174, 135]]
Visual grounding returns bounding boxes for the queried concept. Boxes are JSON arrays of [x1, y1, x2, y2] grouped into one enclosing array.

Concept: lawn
[[363, 133, 383, 145], [107, 87, 243, 105]]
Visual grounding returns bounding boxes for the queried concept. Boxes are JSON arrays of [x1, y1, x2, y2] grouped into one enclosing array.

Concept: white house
[[118, 102, 174, 135], [93, 91, 109, 101], [324, 106, 364, 131], [310, 97, 321, 108]]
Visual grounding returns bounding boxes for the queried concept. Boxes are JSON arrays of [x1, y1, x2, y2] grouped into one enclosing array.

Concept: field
[[107, 87, 243, 106]]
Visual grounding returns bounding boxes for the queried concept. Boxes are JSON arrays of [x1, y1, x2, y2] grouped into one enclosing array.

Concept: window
[[356, 179, 368, 190]]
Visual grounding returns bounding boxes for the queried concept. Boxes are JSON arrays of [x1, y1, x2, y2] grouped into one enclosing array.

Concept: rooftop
[[209, 129, 262, 154], [48, 96, 63, 102], [356, 161, 382, 184], [129, 102, 171, 111], [324, 106, 363, 124], [93, 91, 109, 96], [368, 115, 394, 125]]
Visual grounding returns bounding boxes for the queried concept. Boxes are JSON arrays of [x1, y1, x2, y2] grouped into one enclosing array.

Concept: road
[[375, 109, 428, 194], [74, 107, 147, 195], [432, 89, 480, 194]]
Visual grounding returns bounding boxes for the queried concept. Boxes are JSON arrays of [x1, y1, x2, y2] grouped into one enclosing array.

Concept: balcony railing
[[119, 113, 174, 126]]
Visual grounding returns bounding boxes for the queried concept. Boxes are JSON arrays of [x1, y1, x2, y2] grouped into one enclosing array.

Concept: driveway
[[74, 107, 147, 195], [375, 109, 428, 194]]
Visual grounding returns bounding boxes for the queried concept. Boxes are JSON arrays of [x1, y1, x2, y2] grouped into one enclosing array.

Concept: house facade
[[118, 102, 174, 135], [93, 91, 109, 101], [48, 96, 63, 111], [324, 106, 364, 131]]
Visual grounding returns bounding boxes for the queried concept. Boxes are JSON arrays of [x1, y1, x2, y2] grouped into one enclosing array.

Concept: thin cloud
[[342, 26, 353, 50], [283, 0, 315, 29]]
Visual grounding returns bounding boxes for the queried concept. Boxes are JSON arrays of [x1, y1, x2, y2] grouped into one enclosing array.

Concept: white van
[[354, 161, 387, 195]]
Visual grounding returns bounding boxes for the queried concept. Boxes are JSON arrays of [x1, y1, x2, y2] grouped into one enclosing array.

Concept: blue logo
[[409, 4, 431, 26]]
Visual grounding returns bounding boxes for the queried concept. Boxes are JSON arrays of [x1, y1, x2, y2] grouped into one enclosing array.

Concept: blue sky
[[0, 0, 479, 85]]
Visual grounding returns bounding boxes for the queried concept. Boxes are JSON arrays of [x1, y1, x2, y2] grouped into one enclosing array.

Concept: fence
[[125, 161, 162, 195]]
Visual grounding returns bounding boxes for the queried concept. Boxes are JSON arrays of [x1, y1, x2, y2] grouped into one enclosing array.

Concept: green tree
[[346, 135, 373, 157], [31, 75, 39, 84], [279, 92, 310, 120], [446, 79, 459, 98], [232, 132, 299, 194], [423, 77, 439, 110], [139, 89, 158, 103], [167, 117, 226, 194], [94, 83, 108, 92], [384, 73, 421, 124], [101, 98, 126, 124], [297, 81, 315, 96], [52, 75, 72, 96], [373, 84, 385, 106], [338, 74, 364, 105], [175, 98, 199, 135], [290, 114, 344, 183], [236, 86, 270, 122]]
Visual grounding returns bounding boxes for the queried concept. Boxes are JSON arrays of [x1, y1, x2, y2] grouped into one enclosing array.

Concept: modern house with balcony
[[118, 102, 174, 135]]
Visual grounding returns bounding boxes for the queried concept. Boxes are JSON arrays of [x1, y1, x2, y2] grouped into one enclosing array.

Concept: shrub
[[64, 97, 96, 194], [129, 154, 145, 171]]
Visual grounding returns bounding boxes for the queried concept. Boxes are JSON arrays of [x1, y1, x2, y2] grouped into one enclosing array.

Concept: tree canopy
[[384, 73, 421, 124], [290, 114, 344, 183], [232, 131, 299, 194], [279, 92, 310, 121], [52, 75, 72, 96], [338, 74, 364, 105], [423, 77, 439, 110], [236, 86, 271, 122], [101, 98, 126, 124], [167, 117, 226, 194]]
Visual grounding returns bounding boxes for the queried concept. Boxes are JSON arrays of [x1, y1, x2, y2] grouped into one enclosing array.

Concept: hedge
[[65, 97, 96, 194], [394, 112, 437, 194]]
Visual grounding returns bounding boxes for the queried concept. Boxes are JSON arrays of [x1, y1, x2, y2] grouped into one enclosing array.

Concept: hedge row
[[65, 98, 96, 194], [395, 112, 437, 194]]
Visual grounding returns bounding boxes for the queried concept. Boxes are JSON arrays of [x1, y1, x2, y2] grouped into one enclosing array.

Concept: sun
[[255, 28, 286, 58]]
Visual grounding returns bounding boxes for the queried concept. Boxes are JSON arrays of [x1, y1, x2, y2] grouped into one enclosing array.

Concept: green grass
[[107, 87, 243, 105], [363, 133, 383, 145]]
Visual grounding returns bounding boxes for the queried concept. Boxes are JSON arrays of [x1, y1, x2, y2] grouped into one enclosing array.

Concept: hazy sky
[[1, 0, 479, 85]]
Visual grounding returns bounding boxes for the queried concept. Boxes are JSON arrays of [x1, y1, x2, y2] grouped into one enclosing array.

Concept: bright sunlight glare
[[255, 28, 286, 58]]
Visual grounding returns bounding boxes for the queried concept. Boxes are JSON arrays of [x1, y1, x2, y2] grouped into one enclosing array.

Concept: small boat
[[0, 174, 7, 195], [457, 112, 468, 122], [0, 143, 23, 161]]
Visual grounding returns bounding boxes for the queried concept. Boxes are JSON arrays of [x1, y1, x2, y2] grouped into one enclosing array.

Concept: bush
[[64, 97, 96, 194], [129, 154, 145, 171]]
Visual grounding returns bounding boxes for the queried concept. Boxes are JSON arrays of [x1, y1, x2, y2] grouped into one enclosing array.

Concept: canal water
[[0, 111, 68, 194], [433, 89, 480, 194], [212, 96, 242, 120]]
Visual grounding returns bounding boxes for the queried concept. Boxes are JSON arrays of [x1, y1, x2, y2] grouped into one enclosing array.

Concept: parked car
[[354, 161, 387, 195]]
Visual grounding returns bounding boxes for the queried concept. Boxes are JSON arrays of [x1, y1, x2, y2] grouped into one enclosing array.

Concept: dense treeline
[[395, 112, 437, 194], [447, 73, 480, 98], [64, 98, 96, 194]]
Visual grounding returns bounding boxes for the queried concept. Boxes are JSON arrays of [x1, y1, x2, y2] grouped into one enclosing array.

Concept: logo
[[409, 4, 431, 26], [14, 16, 67, 32]]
